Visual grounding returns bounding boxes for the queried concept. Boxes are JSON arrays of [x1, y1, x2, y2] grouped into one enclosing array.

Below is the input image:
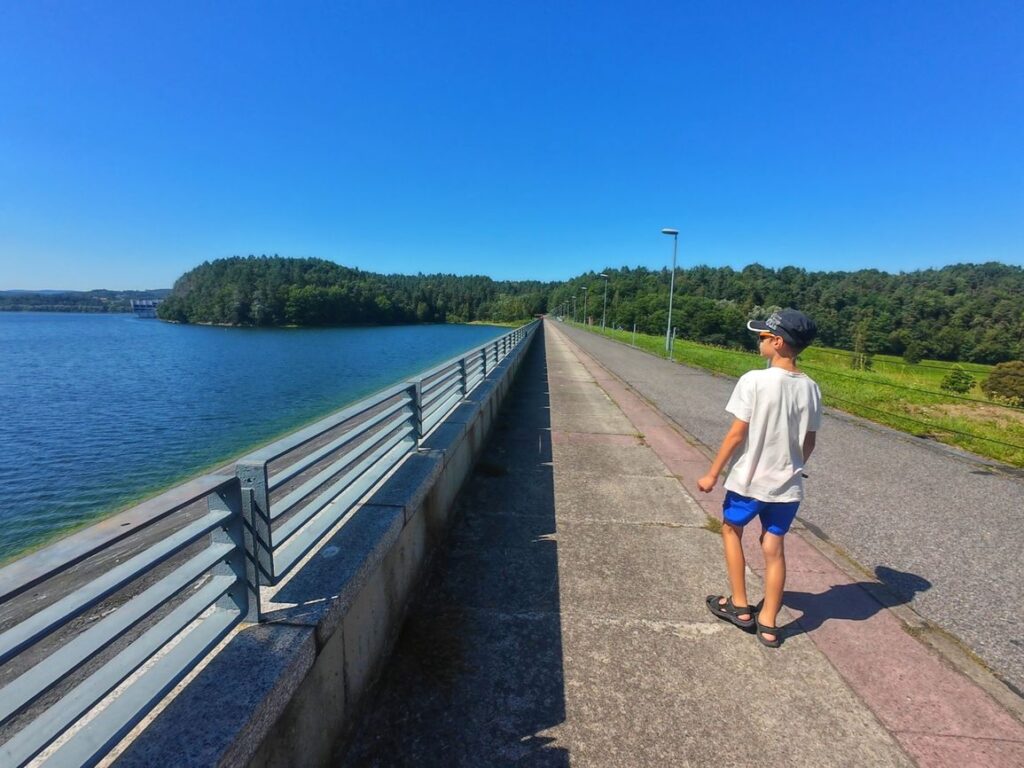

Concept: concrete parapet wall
[[112, 330, 538, 768]]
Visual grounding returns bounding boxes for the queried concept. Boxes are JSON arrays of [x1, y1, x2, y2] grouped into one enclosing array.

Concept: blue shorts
[[722, 491, 800, 536]]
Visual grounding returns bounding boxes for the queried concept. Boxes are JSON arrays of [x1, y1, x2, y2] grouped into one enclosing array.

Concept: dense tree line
[[550, 262, 1024, 364], [157, 256, 550, 326], [0, 289, 169, 313], [159, 256, 1024, 364]]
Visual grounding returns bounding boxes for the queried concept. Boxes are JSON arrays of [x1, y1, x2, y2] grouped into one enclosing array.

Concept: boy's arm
[[803, 431, 816, 462], [697, 418, 749, 492]]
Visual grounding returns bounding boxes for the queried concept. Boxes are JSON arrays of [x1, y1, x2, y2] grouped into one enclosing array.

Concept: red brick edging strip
[[550, 321, 1024, 768]]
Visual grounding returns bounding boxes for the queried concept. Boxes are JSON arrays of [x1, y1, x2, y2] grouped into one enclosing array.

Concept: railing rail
[[0, 319, 538, 767]]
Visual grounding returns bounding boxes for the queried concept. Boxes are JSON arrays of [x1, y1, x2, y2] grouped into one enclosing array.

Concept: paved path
[[557, 321, 1024, 698], [338, 322, 1024, 766]]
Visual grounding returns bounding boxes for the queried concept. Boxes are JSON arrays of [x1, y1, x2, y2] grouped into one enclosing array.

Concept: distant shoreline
[[163, 318, 519, 329], [0, 311, 522, 330], [0, 307, 133, 313], [0, 288, 171, 316]]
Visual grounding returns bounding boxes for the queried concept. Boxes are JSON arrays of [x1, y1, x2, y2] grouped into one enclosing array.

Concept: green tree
[[940, 365, 974, 394]]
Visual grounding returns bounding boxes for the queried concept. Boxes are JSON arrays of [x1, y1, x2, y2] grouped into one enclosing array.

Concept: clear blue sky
[[1, 1, 1021, 290]]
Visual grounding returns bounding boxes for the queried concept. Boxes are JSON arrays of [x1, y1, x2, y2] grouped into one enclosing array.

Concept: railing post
[[412, 379, 425, 443], [210, 481, 261, 623], [459, 357, 468, 397], [481, 347, 488, 377], [236, 461, 275, 586]]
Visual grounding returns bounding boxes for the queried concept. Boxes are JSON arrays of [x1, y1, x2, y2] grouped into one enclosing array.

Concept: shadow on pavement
[[782, 565, 932, 639], [338, 331, 568, 766]]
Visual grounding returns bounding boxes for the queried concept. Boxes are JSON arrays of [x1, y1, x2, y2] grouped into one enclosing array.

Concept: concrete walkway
[[556, 321, 1024, 696], [336, 321, 1024, 766]]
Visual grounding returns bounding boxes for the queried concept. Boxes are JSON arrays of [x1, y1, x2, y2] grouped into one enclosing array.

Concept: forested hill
[[160, 256, 1024, 364], [157, 256, 551, 326], [551, 262, 1024, 364]]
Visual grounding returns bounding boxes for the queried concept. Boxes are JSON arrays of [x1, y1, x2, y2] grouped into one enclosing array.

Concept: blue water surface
[[0, 313, 506, 559]]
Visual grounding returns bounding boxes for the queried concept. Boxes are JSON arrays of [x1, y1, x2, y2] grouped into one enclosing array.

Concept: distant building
[[130, 299, 163, 318]]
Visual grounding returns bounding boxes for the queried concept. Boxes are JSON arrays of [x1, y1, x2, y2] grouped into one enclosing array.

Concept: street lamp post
[[599, 273, 609, 330], [572, 295, 577, 323], [581, 287, 588, 326], [661, 228, 679, 356]]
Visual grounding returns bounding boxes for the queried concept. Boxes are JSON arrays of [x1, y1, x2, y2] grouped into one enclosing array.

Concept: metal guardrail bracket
[[237, 462, 275, 586]]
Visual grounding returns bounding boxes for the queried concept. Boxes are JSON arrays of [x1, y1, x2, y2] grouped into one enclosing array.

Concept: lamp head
[[661, 228, 679, 236]]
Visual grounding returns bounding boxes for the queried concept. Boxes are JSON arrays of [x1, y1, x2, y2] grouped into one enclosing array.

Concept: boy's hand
[[697, 474, 717, 493], [700, 419, 746, 495]]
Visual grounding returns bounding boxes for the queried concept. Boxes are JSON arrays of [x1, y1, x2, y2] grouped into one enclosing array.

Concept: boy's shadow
[[780, 566, 932, 639]]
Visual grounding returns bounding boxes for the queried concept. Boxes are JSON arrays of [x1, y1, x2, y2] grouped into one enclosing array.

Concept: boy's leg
[[757, 499, 799, 641], [720, 522, 752, 617], [758, 532, 786, 641], [719, 492, 760, 616]]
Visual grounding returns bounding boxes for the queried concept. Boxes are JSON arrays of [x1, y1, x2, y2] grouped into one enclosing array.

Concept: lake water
[[0, 313, 507, 560]]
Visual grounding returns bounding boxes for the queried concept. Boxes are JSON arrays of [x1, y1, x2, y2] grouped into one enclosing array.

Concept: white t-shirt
[[723, 367, 822, 503]]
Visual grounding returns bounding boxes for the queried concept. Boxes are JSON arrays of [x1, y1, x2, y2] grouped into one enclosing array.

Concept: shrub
[[849, 351, 873, 371], [902, 343, 923, 365], [850, 323, 873, 371], [981, 361, 1024, 405], [940, 364, 975, 394]]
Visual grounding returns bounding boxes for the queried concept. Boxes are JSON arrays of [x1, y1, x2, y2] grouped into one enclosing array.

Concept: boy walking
[[697, 309, 822, 647]]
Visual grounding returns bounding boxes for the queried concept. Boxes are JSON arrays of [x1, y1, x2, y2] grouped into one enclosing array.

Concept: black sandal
[[756, 620, 782, 648], [705, 595, 756, 630]]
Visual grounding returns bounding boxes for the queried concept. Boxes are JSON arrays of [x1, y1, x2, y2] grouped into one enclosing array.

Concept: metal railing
[[0, 474, 255, 768], [236, 382, 419, 585], [0, 319, 537, 766], [236, 320, 537, 585]]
